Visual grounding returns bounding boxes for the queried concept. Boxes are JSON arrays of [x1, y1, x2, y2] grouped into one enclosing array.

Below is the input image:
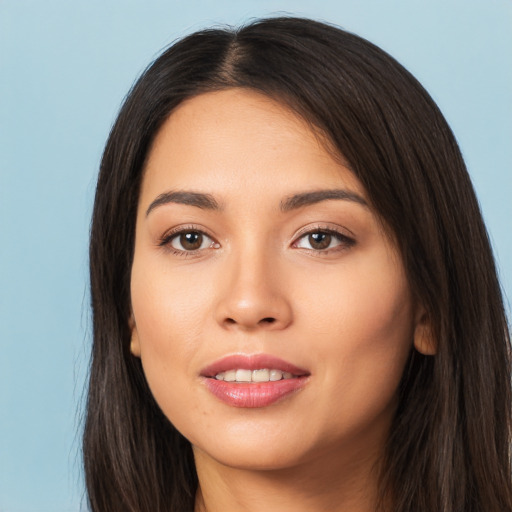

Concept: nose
[[214, 250, 293, 332]]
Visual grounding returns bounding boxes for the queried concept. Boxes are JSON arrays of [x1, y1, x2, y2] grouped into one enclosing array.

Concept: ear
[[129, 315, 141, 358], [413, 308, 436, 356]]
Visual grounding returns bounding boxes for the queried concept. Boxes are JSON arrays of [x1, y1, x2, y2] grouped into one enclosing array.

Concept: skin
[[130, 89, 432, 512]]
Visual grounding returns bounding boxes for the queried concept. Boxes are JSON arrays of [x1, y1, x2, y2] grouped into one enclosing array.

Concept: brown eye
[[294, 228, 355, 253], [180, 232, 203, 250], [308, 232, 331, 250], [168, 230, 215, 252]]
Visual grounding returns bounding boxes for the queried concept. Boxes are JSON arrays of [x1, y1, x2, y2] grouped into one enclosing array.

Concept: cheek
[[293, 251, 414, 427], [129, 260, 213, 422], [297, 258, 413, 345], [131, 260, 212, 359]]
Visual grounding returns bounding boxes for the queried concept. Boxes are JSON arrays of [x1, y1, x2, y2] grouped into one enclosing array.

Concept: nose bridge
[[215, 237, 292, 330]]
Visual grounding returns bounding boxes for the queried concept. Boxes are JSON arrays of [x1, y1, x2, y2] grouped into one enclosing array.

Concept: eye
[[293, 228, 355, 253], [159, 227, 218, 254]]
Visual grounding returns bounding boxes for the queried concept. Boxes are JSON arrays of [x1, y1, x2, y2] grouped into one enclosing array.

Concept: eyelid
[[292, 223, 355, 241], [158, 224, 219, 253], [291, 224, 356, 253]]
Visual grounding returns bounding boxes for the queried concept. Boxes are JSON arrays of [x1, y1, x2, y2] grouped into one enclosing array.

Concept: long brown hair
[[84, 16, 512, 511]]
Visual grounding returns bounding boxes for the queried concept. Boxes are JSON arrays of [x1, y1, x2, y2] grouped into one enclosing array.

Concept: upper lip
[[200, 354, 310, 378]]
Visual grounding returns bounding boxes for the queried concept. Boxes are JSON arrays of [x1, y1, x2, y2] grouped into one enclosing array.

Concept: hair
[[84, 16, 512, 512]]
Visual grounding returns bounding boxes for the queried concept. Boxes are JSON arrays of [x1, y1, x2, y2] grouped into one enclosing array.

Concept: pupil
[[180, 232, 202, 250], [309, 232, 331, 250]]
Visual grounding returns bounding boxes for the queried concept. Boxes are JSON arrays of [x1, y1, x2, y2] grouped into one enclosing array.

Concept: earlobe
[[413, 310, 436, 356], [129, 315, 141, 358]]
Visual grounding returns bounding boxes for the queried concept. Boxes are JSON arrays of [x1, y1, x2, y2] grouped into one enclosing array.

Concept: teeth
[[223, 370, 236, 382], [236, 369, 252, 382], [252, 369, 270, 382], [269, 369, 282, 381], [214, 369, 297, 382]]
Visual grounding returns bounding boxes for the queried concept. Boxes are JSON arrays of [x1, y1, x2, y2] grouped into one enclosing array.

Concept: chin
[[192, 438, 309, 472]]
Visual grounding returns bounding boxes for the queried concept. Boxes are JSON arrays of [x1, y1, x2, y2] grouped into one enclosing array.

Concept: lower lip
[[203, 377, 309, 408]]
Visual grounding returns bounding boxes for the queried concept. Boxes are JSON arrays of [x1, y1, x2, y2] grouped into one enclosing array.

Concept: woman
[[83, 16, 512, 512]]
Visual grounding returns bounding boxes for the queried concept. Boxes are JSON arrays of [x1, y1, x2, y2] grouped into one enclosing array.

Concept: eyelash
[[158, 224, 356, 257], [158, 225, 218, 257], [291, 225, 356, 255]]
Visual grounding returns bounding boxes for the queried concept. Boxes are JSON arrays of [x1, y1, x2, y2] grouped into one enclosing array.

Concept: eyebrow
[[146, 191, 221, 216], [280, 189, 368, 211], [146, 188, 368, 217]]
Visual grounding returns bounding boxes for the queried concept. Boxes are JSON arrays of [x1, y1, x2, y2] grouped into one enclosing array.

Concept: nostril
[[222, 316, 280, 328]]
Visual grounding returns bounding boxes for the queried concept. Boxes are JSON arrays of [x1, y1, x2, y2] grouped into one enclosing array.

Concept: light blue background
[[1, 1, 510, 510]]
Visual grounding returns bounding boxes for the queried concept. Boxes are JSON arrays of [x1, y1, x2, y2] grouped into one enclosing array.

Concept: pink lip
[[201, 354, 310, 408]]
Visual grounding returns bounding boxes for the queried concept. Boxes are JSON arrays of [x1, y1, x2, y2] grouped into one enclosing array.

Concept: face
[[130, 89, 427, 473]]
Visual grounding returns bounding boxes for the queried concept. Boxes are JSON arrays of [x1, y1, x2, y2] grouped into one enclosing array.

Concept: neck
[[193, 442, 386, 512]]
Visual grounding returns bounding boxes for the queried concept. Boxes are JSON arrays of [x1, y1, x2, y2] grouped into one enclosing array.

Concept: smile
[[201, 354, 310, 408]]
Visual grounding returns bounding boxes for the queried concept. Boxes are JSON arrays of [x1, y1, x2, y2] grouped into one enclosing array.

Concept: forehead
[[140, 88, 365, 206]]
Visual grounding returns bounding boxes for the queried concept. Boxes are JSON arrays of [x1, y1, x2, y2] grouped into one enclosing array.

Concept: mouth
[[201, 354, 310, 408]]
